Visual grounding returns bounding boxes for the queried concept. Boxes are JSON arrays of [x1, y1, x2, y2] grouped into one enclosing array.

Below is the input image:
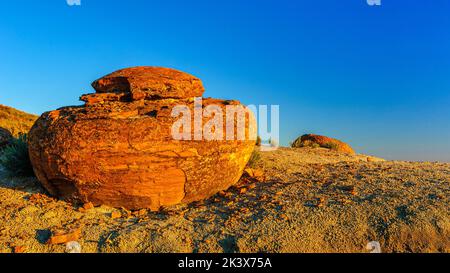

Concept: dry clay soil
[[0, 147, 449, 253]]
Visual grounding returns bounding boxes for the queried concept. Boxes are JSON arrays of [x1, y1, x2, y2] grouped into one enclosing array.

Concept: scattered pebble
[[111, 211, 121, 219], [83, 202, 94, 210], [65, 241, 82, 253], [13, 246, 26, 253], [47, 226, 82, 245]]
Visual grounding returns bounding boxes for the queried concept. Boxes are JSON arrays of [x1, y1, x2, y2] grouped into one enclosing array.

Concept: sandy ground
[[0, 147, 448, 253]]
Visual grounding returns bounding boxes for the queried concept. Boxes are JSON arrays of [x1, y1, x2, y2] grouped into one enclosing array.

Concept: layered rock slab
[[91, 66, 205, 99], [28, 67, 256, 210]]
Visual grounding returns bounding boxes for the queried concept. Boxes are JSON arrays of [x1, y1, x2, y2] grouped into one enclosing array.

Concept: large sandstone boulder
[[292, 134, 355, 154], [0, 127, 13, 150], [28, 67, 256, 211]]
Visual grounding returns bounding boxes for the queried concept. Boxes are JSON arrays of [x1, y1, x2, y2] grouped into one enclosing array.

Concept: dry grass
[[247, 148, 262, 168], [0, 105, 38, 136]]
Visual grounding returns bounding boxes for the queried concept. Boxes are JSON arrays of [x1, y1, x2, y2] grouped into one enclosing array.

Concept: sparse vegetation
[[247, 148, 261, 168], [256, 136, 261, 146], [0, 104, 38, 136], [322, 142, 340, 151], [0, 134, 35, 177], [291, 137, 341, 151], [291, 139, 320, 149]]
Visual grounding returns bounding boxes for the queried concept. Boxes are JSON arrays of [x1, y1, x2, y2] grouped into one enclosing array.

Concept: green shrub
[[247, 149, 261, 168], [0, 134, 35, 177]]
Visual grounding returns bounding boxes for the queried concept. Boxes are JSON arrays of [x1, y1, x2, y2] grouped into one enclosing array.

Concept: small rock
[[259, 195, 268, 201], [47, 227, 82, 245], [244, 168, 265, 181], [219, 191, 232, 199], [83, 202, 94, 210], [111, 211, 121, 219], [226, 201, 234, 207], [272, 200, 283, 205], [65, 241, 82, 253], [239, 207, 250, 213], [13, 246, 26, 253], [29, 193, 53, 206], [316, 197, 325, 208], [132, 209, 147, 217]]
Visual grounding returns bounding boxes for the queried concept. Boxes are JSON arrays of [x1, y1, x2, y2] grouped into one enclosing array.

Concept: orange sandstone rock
[[13, 246, 26, 253], [47, 227, 82, 245], [83, 202, 94, 210], [111, 211, 121, 219], [91, 66, 204, 99], [28, 67, 256, 211]]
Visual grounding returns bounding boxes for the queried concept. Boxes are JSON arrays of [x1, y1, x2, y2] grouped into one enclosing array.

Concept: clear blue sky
[[1, 0, 449, 161]]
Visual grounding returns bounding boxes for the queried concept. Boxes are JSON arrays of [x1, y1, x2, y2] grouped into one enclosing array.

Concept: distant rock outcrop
[[28, 66, 256, 211], [292, 134, 355, 154], [0, 127, 13, 149]]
